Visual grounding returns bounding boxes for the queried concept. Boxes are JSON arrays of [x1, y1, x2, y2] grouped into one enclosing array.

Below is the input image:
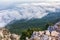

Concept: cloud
[[0, 2, 60, 27], [0, 0, 60, 10]]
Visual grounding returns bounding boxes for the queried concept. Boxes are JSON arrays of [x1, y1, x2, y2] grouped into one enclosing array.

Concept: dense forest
[[5, 12, 60, 40]]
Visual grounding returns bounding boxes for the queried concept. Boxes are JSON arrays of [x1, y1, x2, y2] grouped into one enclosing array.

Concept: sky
[[0, 0, 60, 9], [0, 0, 60, 27], [0, 0, 60, 2], [0, 0, 60, 3]]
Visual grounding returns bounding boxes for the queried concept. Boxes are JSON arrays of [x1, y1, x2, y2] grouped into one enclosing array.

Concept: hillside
[[26, 22, 60, 40], [5, 12, 60, 34]]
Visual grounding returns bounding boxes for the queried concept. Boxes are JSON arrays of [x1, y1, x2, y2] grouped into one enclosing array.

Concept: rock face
[[26, 22, 60, 40], [0, 28, 20, 40]]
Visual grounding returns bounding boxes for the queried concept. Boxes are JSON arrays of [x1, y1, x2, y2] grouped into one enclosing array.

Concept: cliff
[[26, 22, 60, 40], [0, 28, 20, 40]]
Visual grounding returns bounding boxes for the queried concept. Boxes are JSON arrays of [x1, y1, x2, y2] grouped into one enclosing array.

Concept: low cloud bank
[[0, 3, 60, 27]]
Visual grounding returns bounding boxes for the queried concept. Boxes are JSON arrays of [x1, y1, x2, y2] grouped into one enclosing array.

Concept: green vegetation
[[5, 20, 58, 40], [5, 12, 60, 40], [6, 22, 53, 40], [20, 28, 46, 40]]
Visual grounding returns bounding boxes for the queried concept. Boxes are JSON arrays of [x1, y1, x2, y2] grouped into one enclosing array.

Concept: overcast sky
[[0, 0, 59, 8], [0, 0, 60, 7], [0, 0, 60, 3]]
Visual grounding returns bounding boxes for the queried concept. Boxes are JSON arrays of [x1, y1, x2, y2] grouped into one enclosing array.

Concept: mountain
[[5, 11, 60, 34], [0, 3, 60, 27], [26, 21, 60, 40], [0, 28, 20, 40]]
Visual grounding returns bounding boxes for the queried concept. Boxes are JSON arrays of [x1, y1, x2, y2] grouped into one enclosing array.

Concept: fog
[[0, 1, 60, 27]]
